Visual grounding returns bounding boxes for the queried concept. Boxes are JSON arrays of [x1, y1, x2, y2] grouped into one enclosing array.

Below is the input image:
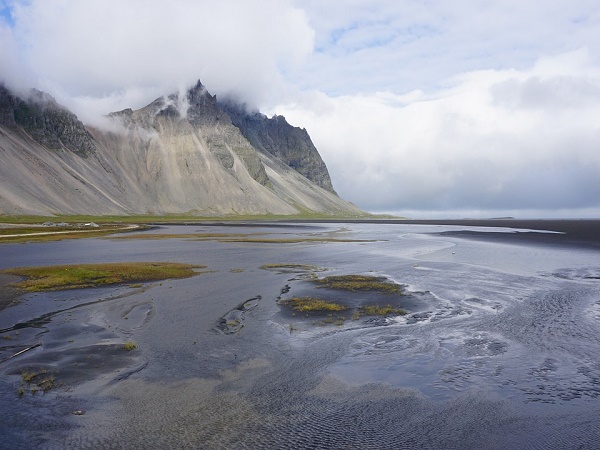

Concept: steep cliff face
[[222, 101, 336, 194], [0, 85, 96, 157], [0, 82, 363, 217]]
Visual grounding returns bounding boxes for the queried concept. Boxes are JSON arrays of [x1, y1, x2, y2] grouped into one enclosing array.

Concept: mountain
[[0, 81, 363, 217]]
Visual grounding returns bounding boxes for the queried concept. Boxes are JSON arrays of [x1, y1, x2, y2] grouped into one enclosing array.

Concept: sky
[[1, 0, 600, 218]]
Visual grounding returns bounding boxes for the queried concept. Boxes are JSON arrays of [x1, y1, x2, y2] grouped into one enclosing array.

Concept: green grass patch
[[313, 275, 403, 294], [123, 341, 137, 351], [280, 296, 348, 312], [21, 370, 38, 383], [3, 262, 205, 292], [358, 304, 407, 316]]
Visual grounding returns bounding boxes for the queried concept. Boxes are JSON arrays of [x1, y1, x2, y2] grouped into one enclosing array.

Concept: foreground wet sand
[[1, 221, 600, 448]]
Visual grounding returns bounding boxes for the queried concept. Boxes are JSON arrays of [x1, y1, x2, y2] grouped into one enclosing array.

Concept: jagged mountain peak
[[108, 81, 232, 128], [185, 80, 231, 126], [187, 79, 209, 98]]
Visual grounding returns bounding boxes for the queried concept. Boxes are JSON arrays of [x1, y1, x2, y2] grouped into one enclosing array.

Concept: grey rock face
[[186, 81, 231, 127], [186, 82, 270, 186], [109, 82, 270, 187], [222, 101, 337, 194], [0, 85, 17, 126], [0, 85, 96, 157]]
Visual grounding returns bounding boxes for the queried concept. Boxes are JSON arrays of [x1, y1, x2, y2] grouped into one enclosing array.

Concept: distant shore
[[282, 218, 600, 249], [148, 218, 600, 248], [1, 216, 598, 248]]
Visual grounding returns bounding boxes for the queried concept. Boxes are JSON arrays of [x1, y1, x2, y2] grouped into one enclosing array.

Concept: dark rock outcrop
[[222, 101, 337, 194], [186, 80, 231, 127], [0, 84, 96, 157]]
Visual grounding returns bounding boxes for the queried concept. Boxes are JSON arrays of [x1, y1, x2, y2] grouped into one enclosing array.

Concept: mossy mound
[[313, 275, 403, 295], [279, 297, 348, 312], [3, 262, 204, 292]]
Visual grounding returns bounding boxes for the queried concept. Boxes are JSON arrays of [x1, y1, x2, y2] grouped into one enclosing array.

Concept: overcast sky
[[1, 0, 599, 218]]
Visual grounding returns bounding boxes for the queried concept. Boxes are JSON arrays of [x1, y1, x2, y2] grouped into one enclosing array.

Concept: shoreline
[[388, 219, 600, 248], [2, 217, 598, 247], [284, 218, 600, 248], [198, 218, 600, 249]]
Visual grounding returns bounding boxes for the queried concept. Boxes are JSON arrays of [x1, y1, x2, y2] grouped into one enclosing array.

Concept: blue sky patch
[[0, 1, 14, 26]]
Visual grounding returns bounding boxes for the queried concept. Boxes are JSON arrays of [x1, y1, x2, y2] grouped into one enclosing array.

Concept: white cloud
[[275, 49, 600, 216], [1, 0, 314, 122], [289, 0, 600, 96]]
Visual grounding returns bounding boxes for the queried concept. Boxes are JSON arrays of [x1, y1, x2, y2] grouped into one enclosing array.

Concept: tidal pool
[[1, 221, 600, 449]]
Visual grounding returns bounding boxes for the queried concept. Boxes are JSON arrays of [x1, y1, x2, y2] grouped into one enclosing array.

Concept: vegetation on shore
[[312, 275, 403, 295], [260, 263, 326, 272], [278, 273, 408, 328], [280, 296, 349, 312], [2, 262, 204, 292], [279, 296, 405, 317], [0, 211, 382, 225], [358, 304, 407, 316], [19, 368, 56, 396], [123, 341, 137, 351], [0, 212, 397, 243], [279, 297, 407, 328]]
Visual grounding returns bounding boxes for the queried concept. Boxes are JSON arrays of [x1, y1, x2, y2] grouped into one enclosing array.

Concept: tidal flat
[[1, 220, 600, 448]]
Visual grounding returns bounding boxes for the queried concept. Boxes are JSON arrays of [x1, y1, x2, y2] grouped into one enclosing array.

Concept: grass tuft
[[123, 341, 137, 351], [21, 370, 37, 383], [38, 375, 55, 392]]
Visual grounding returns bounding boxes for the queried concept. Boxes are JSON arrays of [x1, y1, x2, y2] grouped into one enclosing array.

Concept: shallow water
[[1, 222, 600, 449]]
